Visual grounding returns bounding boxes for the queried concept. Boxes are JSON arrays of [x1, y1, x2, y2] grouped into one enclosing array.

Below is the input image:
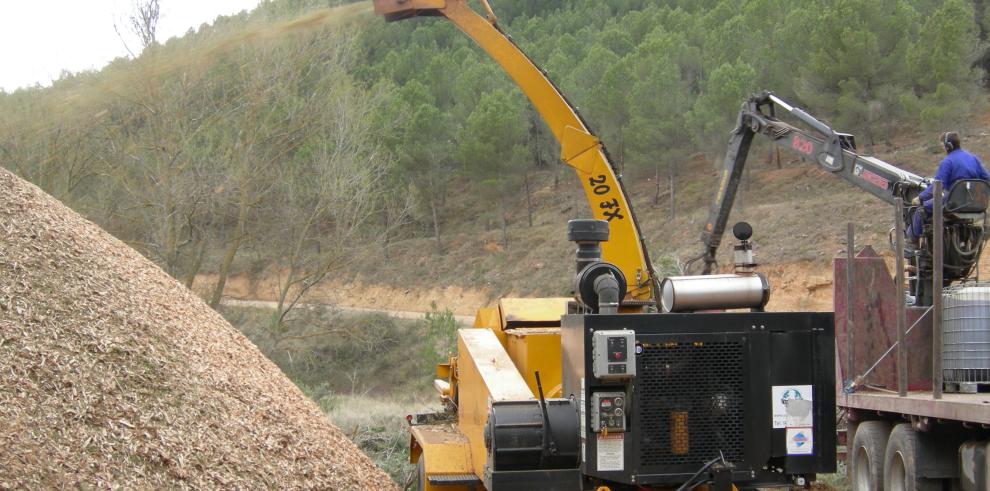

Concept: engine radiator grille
[[637, 341, 745, 468]]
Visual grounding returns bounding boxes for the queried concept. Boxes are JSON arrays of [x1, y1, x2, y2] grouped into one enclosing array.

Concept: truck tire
[[850, 420, 891, 491], [884, 423, 941, 491]]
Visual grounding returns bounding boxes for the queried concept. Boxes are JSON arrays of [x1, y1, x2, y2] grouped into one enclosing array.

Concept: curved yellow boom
[[373, 0, 655, 301]]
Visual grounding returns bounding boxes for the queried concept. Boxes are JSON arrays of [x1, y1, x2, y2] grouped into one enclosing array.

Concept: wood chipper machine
[[370, 1, 837, 489]]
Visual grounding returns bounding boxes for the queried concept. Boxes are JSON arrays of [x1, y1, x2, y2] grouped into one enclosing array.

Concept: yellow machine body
[[455, 329, 534, 478], [415, 298, 570, 487], [497, 297, 569, 399], [408, 425, 473, 491], [504, 328, 562, 398]]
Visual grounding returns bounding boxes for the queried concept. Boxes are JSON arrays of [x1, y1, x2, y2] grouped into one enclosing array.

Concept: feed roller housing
[[561, 311, 836, 488]]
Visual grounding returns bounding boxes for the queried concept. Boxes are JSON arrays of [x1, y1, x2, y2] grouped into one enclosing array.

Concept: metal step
[[429, 474, 483, 486]]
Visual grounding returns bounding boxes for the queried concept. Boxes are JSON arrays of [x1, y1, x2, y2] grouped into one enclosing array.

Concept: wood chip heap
[[0, 168, 396, 490]]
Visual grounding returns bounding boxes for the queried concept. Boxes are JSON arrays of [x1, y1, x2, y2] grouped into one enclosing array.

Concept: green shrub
[[294, 381, 337, 413], [420, 301, 458, 373], [653, 253, 685, 278]]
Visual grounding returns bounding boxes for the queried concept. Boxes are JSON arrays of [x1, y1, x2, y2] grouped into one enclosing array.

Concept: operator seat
[[907, 179, 989, 297], [924, 179, 990, 281], [944, 179, 990, 221]]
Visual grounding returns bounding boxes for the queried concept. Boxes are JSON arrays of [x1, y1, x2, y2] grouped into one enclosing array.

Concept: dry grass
[[327, 395, 436, 485], [0, 167, 396, 489], [815, 461, 850, 490]]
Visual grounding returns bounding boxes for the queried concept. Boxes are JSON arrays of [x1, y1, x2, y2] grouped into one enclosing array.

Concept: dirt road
[[222, 298, 476, 325]]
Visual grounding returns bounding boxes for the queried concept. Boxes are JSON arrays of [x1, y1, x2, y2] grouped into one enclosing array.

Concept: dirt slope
[[0, 167, 395, 489]]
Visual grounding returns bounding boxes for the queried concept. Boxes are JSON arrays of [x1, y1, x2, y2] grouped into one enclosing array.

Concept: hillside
[[0, 167, 394, 489], [209, 116, 990, 315], [3, 1, 990, 317]]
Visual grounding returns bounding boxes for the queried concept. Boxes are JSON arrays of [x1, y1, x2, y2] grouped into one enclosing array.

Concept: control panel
[[590, 391, 627, 433], [592, 330, 636, 380]]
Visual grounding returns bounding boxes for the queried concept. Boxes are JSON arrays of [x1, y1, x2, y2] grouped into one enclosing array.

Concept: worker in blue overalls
[[907, 131, 990, 246]]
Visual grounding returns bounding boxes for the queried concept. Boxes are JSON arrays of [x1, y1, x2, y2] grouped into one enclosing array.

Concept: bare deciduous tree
[[265, 75, 391, 343], [130, 0, 161, 49], [114, 0, 161, 58], [208, 29, 359, 308], [97, 53, 219, 280]]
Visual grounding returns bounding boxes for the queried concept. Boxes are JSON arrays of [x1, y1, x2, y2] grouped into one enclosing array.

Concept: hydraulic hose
[[950, 226, 982, 258], [675, 452, 727, 491]]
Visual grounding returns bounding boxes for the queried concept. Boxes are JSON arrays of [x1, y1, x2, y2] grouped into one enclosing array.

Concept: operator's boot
[[903, 273, 918, 306], [905, 291, 917, 306]]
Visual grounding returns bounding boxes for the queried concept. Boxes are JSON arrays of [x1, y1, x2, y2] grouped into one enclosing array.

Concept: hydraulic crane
[[688, 93, 990, 491], [691, 91, 989, 306]]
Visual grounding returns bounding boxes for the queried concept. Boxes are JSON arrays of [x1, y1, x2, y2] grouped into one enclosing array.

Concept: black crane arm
[[692, 92, 927, 274]]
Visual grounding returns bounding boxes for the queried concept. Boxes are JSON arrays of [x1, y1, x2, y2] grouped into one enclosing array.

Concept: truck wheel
[[884, 423, 941, 491], [849, 421, 891, 491]]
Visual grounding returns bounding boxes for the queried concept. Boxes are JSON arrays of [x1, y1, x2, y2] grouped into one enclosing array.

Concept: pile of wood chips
[[0, 168, 396, 490]]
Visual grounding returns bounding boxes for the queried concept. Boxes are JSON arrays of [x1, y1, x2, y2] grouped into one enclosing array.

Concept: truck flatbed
[[839, 390, 990, 426]]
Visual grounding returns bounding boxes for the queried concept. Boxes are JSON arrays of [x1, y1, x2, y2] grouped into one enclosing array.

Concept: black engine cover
[[560, 311, 836, 488]]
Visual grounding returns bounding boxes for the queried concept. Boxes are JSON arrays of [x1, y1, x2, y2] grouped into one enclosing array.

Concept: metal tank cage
[[942, 282, 990, 391]]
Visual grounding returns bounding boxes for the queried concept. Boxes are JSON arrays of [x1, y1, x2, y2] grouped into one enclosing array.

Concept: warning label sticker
[[786, 427, 814, 455], [772, 385, 813, 429], [854, 164, 891, 190], [596, 433, 624, 471]]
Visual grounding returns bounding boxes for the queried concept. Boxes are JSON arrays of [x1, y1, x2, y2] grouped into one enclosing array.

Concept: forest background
[[2, 0, 989, 342]]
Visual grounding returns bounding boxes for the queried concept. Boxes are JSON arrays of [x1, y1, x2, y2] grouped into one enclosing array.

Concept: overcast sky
[[0, 0, 262, 92]]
